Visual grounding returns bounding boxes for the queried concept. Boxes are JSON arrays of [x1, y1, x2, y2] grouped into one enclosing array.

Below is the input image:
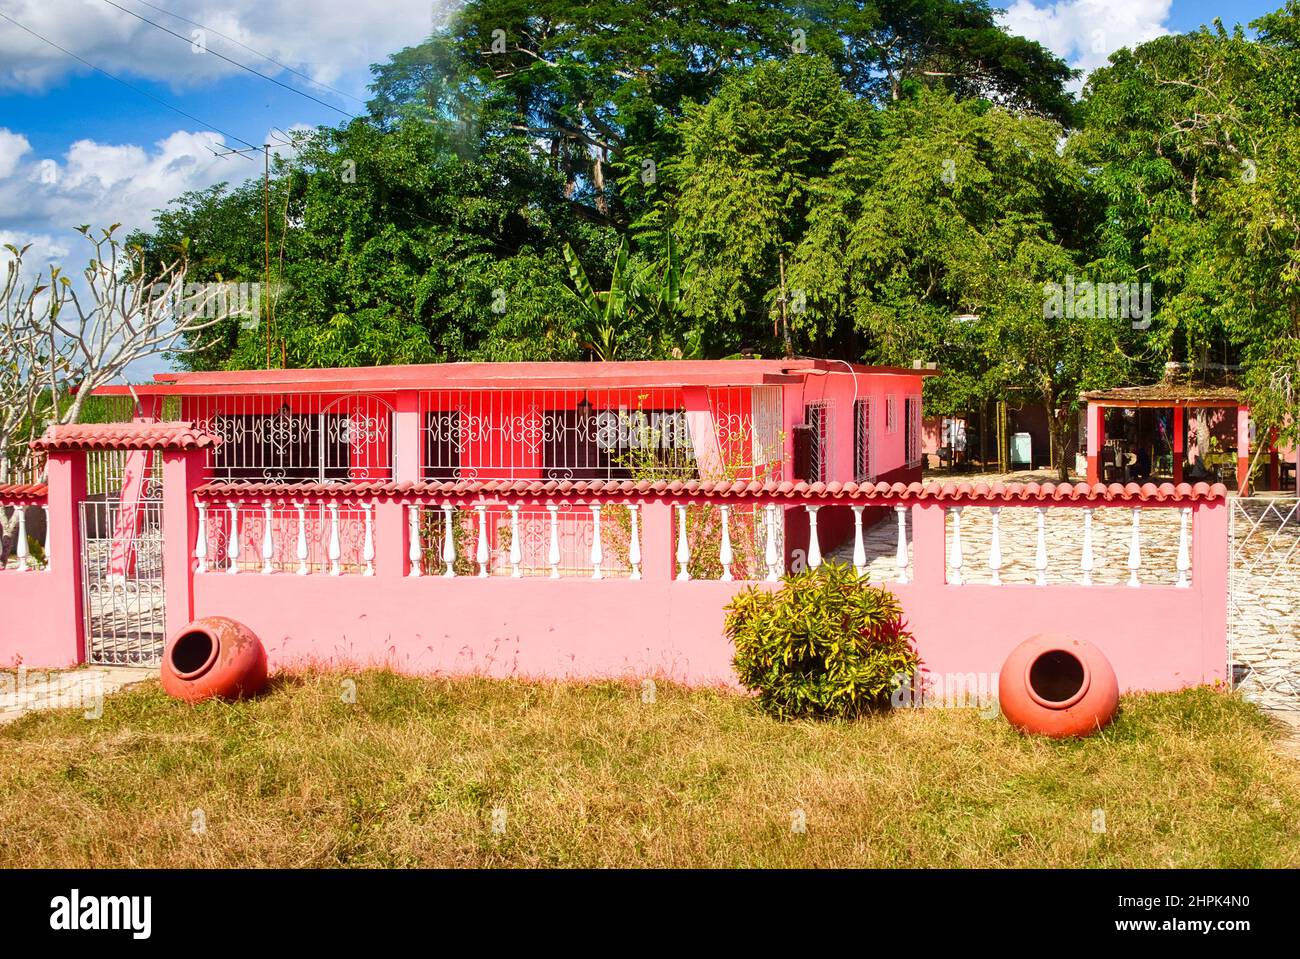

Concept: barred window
[[799, 402, 831, 483], [885, 395, 898, 433], [853, 398, 872, 482], [905, 396, 922, 465]]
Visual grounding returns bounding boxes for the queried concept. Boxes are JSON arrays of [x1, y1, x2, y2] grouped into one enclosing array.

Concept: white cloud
[[0, 0, 447, 94], [0, 129, 32, 178], [0, 125, 301, 239], [0, 229, 69, 269], [1000, 0, 1172, 77], [0, 126, 302, 381]]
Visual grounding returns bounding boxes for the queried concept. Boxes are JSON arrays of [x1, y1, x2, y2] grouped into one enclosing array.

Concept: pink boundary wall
[[0, 471, 1229, 692], [181, 495, 1227, 692]]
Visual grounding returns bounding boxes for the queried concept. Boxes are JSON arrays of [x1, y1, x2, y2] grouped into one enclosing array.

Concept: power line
[[121, 0, 367, 107], [97, 0, 356, 119], [0, 10, 260, 153]]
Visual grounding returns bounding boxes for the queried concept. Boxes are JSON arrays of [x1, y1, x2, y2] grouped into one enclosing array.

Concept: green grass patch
[[0, 673, 1296, 867]]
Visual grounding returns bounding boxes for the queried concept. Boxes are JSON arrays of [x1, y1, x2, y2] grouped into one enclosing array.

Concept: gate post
[[1194, 499, 1229, 684], [42, 449, 88, 665], [161, 448, 207, 641]]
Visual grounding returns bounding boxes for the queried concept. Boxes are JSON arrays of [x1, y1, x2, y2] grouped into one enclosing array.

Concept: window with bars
[[905, 396, 922, 465], [853, 398, 872, 482], [191, 394, 394, 484], [885, 395, 898, 434], [796, 402, 831, 483]]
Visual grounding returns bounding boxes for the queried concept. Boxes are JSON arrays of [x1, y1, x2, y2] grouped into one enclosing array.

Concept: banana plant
[[562, 231, 685, 361], [563, 237, 630, 361]]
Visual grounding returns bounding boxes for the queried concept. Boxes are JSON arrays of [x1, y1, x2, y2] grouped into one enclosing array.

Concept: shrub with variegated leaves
[[726, 562, 920, 720]]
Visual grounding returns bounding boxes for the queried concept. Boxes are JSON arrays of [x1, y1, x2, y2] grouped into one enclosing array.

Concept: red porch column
[[682, 386, 723, 480], [160, 448, 207, 640], [1237, 405, 1251, 495], [1085, 402, 1105, 485], [388, 390, 422, 575], [43, 449, 88, 664], [1172, 404, 1184, 486], [392, 389, 422, 483]]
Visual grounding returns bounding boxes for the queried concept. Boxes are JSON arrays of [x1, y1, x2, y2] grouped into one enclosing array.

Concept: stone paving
[[0, 666, 155, 725]]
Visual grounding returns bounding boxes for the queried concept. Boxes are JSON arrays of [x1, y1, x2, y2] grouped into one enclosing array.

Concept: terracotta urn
[[160, 616, 268, 703], [998, 635, 1119, 738]]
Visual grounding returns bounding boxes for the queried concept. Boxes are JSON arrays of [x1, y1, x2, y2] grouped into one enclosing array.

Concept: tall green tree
[[1075, 4, 1300, 447]]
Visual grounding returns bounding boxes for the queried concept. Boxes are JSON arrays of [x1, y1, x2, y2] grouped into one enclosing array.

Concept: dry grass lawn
[[1, 671, 1297, 867]]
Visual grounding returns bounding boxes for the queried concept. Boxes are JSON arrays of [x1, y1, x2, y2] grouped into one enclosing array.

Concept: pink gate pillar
[[161, 448, 208, 639], [37, 449, 88, 665]]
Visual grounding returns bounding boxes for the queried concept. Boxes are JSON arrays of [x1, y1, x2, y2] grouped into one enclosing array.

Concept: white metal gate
[[78, 448, 166, 665], [1229, 497, 1300, 709]]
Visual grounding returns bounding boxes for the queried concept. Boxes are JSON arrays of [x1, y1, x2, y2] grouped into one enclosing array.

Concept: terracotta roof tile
[[0, 483, 48, 502], [30, 422, 221, 452], [194, 478, 1227, 504]]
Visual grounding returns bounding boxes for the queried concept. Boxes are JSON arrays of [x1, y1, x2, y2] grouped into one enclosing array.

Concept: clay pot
[[999, 635, 1119, 738], [160, 617, 267, 703]]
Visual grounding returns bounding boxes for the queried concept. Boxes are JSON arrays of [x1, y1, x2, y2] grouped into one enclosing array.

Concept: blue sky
[[0, 0, 1287, 292]]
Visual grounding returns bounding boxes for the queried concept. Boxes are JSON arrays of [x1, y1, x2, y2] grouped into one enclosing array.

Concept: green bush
[[725, 562, 920, 720]]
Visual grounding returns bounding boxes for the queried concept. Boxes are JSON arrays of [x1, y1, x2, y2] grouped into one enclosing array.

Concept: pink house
[[0, 358, 1228, 697]]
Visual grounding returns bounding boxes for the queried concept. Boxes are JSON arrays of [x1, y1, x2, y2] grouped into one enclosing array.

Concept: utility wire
[[0, 10, 260, 153], [120, 0, 367, 107], [97, 0, 356, 118]]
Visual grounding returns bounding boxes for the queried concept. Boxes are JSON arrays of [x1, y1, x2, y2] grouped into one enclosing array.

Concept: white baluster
[[408, 505, 422, 577], [226, 502, 240, 574], [988, 506, 1002, 586], [327, 501, 342, 576], [948, 506, 964, 585], [509, 505, 523, 578], [1035, 507, 1048, 586], [627, 504, 642, 580], [851, 505, 866, 576], [719, 504, 734, 581], [764, 503, 780, 582], [894, 505, 909, 584], [590, 504, 603, 580], [547, 504, 561, 579], [261, 501, 274, 574], [14, 507, 28, 572], [475, 504, 489, 577], [676, 504, 691, 580], [295, 502, 309, 575], [1176, 507, 1191, 588], [362, 501, 375, 577], [194, 501, 208, 573], [1081, 507, 1095, 586], [806, 505, 822, 570], [442, 504, 457, 577], [1127, 507, 1141, 588]]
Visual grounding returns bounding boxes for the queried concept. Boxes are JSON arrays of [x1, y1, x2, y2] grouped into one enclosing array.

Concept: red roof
[[194, 478, 1226, 505], [90, 358, 939, 396], [0, 483, 48, 502], [31, 422, 222, 452]]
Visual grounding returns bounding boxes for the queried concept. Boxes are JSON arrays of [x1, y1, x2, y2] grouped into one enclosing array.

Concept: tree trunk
[[593, 147, 608, 216]]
